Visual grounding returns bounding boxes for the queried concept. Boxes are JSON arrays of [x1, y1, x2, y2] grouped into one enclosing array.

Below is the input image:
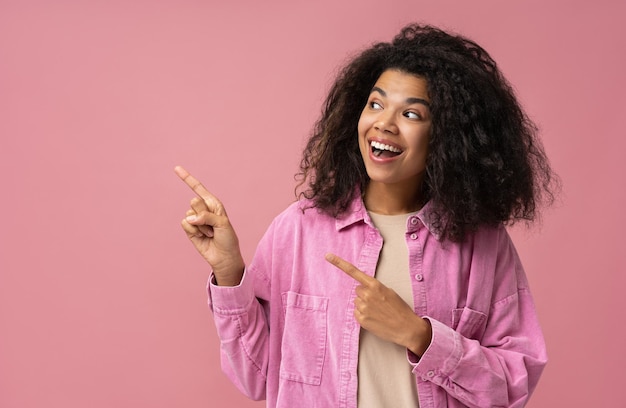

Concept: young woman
[[176, 24, 557, 408]]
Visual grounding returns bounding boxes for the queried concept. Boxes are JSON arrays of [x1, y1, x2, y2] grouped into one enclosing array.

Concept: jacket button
[[415, 274, 423, 282]]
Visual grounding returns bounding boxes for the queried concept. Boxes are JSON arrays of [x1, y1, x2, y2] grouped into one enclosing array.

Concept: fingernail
[[186, 215, 197, 222]]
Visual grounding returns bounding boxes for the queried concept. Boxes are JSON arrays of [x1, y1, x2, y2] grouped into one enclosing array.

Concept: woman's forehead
[[372, 69, 430, 102]]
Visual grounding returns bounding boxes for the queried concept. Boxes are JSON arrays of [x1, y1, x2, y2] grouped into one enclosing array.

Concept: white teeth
[[371, 141, 402, 153]]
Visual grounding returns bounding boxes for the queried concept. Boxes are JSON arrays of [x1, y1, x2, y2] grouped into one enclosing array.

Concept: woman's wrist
[[213, 259, 245, 286], [406, 316, 432, 357]]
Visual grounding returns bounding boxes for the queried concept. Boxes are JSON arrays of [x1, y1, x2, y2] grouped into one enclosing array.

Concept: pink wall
[[1, 1, 624, 407]]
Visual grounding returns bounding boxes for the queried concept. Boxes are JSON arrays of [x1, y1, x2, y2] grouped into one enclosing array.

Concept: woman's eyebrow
[[407, 97, 430, 108], [371, 86, 387, 97], [370, 86, 430, 107]]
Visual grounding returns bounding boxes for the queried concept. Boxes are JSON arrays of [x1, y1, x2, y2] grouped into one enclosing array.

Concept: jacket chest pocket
[[451, 307, 488, 340], [280, 291, 329, 385]]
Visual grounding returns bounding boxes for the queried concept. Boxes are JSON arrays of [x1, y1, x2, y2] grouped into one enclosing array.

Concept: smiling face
[[358, 69, 432, 207]]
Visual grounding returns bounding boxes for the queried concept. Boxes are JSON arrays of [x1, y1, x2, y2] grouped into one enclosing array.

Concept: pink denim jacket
[[207, 196, 547, 407]]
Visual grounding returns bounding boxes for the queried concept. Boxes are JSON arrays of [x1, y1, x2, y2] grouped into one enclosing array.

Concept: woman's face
[[357, 69, 432, 192]]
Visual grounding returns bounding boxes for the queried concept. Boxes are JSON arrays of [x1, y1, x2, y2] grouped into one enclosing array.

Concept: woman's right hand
[[175, 165, 245, 286]]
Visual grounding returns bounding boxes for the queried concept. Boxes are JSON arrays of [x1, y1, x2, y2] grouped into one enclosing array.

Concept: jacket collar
[[334, 192, 441, 240]]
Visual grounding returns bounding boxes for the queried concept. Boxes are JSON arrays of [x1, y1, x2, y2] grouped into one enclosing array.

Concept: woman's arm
[[411, 229, 547, 408], [176, 166, 269, 399], [413, 289, 546, 407]]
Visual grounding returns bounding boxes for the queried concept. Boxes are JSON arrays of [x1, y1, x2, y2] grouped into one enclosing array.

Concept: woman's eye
[[404, 111, 421, 120], [370, 101, 382, 110]]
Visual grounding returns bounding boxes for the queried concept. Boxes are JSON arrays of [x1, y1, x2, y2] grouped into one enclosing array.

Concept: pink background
[[1, 1, 624, 407]]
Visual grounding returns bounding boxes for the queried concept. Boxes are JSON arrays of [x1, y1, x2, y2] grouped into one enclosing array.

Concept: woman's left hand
[[325, 253, 432, 357]]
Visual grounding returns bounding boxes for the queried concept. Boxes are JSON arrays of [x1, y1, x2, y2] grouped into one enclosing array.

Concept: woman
[[176, 24, 557, 408]]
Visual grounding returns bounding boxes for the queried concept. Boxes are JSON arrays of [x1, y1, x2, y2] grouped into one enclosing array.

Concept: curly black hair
[[297, 24, 558, 242]]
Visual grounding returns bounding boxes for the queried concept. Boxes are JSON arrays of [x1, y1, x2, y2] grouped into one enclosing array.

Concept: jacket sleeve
[[409, 229, 547, 408], [207, 267, 270, 401]]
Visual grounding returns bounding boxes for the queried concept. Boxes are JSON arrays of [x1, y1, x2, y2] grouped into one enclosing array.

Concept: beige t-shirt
[[357, 212, 420, 407]]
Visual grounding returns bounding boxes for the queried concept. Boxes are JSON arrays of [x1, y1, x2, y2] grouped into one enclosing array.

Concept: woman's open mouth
[[371, 140, 403, 158]]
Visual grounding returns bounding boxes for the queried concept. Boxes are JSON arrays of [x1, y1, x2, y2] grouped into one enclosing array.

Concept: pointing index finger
[[174, 165, 222, 209], [325, 253, 374, 285]]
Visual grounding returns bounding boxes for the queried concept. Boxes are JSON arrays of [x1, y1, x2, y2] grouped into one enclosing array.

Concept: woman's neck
[[363, 181, 424, 215]]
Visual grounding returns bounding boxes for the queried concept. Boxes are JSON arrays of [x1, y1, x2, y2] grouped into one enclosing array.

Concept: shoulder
[[466, 224, 520, 270], [471, 223, 511, 247], [471, 224, 531, 293], [251, 198, 346, 269], [268, 198, 338, 232]]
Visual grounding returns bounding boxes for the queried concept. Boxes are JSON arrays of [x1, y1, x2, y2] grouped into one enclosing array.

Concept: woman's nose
[[374, 113, 398, 134]]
